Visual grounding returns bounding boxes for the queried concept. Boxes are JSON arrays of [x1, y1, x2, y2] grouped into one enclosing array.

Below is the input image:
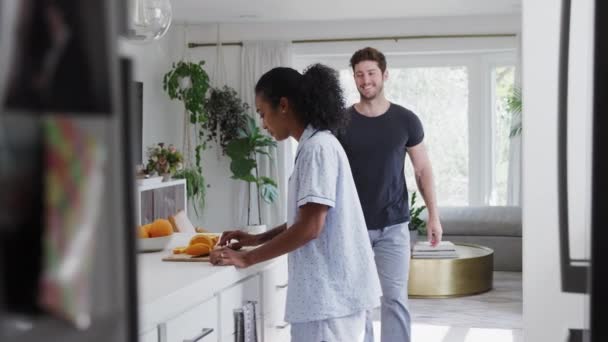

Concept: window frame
[[293, 38, 517, 206]]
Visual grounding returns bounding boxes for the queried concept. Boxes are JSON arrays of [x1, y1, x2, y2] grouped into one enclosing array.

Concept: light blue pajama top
[[284, 124, 381, 323]]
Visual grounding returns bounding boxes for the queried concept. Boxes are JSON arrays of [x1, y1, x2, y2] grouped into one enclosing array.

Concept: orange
[[148, 219, 174, 237], [185, 243, 211, 256], [137, 225, 149, 238], [189, 234, 214, 248]]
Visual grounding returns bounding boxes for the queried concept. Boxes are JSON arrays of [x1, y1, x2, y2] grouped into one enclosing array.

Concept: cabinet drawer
[[263, 316, 291, 342], [262, 258, 288, 316], [218, 275, 261, 342], [163, 296, 218, 342], [140, 328, 158, 342]]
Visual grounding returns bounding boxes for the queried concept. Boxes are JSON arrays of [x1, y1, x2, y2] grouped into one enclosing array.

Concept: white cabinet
[[140, 329, 158, 342], [218, 275, 261, 342], [262, 319, 291, 342], [161, 296, 218, 342], [261, 258, 289, 342], [139, 256, 288, 342]]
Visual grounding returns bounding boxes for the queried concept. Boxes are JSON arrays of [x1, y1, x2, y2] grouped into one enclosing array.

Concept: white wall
[[119, 29, 185, 160], [120, 13, 521, 231], [522, 0, 590, 340], [119, 26, 244, 232]]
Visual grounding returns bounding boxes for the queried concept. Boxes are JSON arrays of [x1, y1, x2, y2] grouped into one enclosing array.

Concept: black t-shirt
[[338, 103, 424, 230]]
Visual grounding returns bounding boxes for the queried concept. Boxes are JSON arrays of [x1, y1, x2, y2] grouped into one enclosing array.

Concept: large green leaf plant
[[226, 116, 278, 225]]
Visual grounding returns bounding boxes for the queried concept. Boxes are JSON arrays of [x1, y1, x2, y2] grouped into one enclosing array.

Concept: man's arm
[[407, 142, 443, 246]]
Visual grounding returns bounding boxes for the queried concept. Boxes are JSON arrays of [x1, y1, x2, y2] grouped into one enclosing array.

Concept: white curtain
[[507, 32, 522, 206], [238, 41, 294, 228]]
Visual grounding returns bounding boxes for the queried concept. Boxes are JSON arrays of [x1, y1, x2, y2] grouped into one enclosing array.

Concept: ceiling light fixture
[[126, 0, 173, 43]]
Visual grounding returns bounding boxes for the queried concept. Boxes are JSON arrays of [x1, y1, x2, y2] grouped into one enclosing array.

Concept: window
[[294, 41, 518, 207], [339, 67, 470, 205], [491, 66, 516, 205]]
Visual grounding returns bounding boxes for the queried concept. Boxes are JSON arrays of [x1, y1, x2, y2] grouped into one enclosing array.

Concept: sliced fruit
[[189, 234, 215, 248], [210, 236, 219, 246], [172, 246, 187, 254], [185, 243, 211, 256]]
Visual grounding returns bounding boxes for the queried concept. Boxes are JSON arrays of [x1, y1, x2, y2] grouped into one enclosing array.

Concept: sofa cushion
[[421, 206, 522, 237]]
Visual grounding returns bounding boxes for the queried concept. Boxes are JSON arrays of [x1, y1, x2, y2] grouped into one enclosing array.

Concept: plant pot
[[245, 224, 267, 235], [178, 76, 192, 89], [161, 173, 172, 182]]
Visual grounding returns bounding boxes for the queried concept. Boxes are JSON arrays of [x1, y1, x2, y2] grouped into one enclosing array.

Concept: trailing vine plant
[[163, 60, 210, 216]]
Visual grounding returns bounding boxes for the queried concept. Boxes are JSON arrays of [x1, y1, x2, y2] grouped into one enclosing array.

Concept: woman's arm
[[210, 203, 328, 268], [257, 222, 288, 244]]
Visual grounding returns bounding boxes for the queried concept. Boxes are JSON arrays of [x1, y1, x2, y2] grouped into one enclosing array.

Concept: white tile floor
[[372, 272, 523, 342]]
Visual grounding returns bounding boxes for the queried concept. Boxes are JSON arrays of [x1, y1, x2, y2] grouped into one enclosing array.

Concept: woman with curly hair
[[210, 64, 381, 342]]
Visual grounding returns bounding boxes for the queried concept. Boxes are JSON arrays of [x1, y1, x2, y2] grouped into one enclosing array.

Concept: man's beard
[[358, 83, 383, 101]]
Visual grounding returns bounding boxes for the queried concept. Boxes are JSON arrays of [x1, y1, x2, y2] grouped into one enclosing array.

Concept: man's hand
[[427, 218, 443, 247], [217, 230, 261, 250], [209, 247, 251, 268]]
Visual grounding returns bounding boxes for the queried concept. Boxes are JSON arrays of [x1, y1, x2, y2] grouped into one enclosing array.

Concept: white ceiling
[[172, 0, 522, 24]]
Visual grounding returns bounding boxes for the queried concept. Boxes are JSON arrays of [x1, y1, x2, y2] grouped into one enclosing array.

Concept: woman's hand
[[209, 247, 251, 268], [218, 230, 261, 250]]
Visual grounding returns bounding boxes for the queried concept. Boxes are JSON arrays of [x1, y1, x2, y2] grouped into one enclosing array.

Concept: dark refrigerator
[[0, 0, 139, 341], [558, 0, 607, 341]]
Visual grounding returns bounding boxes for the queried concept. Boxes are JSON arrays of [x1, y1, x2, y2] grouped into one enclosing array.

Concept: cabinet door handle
[[275, 322, 290, 329], [183, 328, 213, 342], [276, 283, 288, 289]]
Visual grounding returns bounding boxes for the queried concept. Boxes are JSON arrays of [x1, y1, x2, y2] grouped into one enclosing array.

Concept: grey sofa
[[420, 206, 522, 272]]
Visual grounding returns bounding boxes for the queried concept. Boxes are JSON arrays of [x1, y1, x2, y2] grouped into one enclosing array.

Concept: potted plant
[[163, 60, 210, 215], [408, 191, 427, 246], [226, 116, 279, 232], [145, 143, 184, 181], [202, 85, 249, 155], [173, 168, 206, 217], [506, 85, 522, 137]]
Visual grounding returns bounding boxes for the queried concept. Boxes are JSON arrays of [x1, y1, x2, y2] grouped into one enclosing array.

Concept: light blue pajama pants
[[290, 310, 366, 342], [364, 222, 412, 342]]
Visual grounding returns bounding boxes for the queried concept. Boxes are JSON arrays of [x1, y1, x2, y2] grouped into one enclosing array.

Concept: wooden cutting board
[[162, 253, 211, 262], [162, 246, 254, 262]]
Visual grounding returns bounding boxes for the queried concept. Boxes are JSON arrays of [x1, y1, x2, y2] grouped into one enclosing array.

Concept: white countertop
[[137, 233, 283, 334]]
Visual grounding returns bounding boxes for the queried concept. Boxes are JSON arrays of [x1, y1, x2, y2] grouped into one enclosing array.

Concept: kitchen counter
[[137, 233, 284, 335]]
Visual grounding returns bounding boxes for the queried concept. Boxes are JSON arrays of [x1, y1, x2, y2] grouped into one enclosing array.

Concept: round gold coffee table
[[408, 243, 494, 298]]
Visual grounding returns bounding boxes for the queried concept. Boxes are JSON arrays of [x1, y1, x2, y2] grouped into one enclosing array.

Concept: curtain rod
[[187, 33, 516, 48]]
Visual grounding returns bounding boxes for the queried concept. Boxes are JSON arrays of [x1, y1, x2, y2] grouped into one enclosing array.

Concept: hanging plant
[[162, 60, 210, 125], [163, 61, 211, 216], [203, 86, 249, 154]]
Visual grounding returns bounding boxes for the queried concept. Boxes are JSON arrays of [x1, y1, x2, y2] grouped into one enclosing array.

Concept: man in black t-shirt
[[339, 47, 443, 342]]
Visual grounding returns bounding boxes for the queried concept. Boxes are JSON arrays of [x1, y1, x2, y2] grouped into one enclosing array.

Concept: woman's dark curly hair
[[254, 64, 349, 134]]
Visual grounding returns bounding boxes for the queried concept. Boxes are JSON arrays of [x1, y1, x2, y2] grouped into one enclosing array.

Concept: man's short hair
[[350, 47, 387, 73]]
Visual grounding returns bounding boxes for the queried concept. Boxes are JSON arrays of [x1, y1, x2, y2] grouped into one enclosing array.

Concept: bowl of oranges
[[137, 218, 174, 252]]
